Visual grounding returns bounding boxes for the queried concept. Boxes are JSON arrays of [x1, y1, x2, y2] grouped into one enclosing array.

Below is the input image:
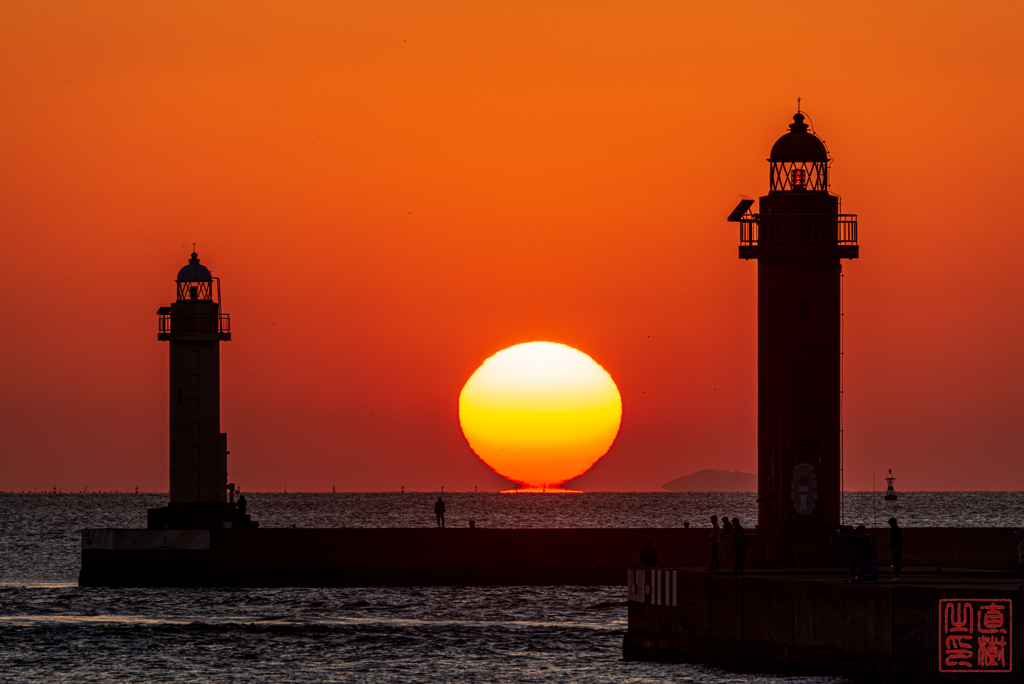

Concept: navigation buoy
[[884, 470, 898, 502]]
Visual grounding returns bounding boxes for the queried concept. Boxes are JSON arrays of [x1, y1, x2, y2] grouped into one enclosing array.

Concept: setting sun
[[459, 342, 622, 492]]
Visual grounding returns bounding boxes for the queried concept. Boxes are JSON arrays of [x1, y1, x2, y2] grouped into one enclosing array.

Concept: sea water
[[1, 491, 1021, 683]]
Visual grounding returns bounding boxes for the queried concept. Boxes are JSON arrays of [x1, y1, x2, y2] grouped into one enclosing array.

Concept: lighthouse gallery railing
[[739, 214, 857, 245], [158, 314, 231, 335]]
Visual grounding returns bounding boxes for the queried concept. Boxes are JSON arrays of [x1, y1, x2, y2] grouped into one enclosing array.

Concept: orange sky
[[1, 1, 1022, 492]]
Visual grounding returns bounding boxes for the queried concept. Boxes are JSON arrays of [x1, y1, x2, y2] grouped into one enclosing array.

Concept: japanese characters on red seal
[[939, 598, 1012, 672]]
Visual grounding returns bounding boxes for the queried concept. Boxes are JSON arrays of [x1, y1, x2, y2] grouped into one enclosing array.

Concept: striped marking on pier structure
[[627, 568, 677, 606], [82, 529, 210, 551], [627, 568, 644, 601]]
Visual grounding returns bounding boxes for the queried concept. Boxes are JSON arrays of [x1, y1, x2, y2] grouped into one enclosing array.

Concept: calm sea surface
[[1, 491, 1022, 683]]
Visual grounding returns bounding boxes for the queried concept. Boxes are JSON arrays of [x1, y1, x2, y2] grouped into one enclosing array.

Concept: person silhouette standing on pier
[[708, 515, 721, 571], [731, 518, 748, 574], [850, 525, 871, 578], [888, 518, 903, 582], [640, 539, 659, 568], [434, 496, 446, 528], [721, 517, 733, 535]]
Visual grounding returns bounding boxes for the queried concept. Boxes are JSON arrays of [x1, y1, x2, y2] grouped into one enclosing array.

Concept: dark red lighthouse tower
[[729, 112, 858, 536]]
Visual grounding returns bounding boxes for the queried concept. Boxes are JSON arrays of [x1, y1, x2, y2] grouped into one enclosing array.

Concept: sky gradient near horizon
[[1, 1, 1022, 492]]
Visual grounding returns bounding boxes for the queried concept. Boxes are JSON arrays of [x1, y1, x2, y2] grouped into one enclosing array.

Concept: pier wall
[[80, 527, 1021, 587], [624, 568, 1021, 682], [80, 527, 709, 586]]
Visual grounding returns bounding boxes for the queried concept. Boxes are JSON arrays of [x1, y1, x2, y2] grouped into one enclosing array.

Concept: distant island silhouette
[[662, 469, 756, 492]]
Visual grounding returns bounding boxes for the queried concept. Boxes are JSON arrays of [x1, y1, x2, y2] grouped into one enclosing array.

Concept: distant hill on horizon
[[663, 469, 757, 492]]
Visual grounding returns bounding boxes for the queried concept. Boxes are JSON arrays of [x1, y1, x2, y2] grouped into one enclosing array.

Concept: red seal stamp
[[939, 599, 1012, 672]]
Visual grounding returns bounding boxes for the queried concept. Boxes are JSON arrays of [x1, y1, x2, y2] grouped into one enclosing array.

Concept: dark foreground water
[[1, 491, 1021, 683]]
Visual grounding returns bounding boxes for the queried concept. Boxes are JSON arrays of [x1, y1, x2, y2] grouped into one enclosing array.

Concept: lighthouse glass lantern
[[769, 113, 829, 193], [176, 252, 214, 301], [157, 252, 229, 337]]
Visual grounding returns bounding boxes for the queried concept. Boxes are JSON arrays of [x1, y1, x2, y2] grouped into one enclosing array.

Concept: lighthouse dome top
[[177, 252, 212, 282], [769, 113, 828, 162]]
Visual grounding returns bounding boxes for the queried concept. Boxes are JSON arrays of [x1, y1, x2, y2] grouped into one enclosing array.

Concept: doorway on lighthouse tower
[[791, 458, 818, 516], [785, 433, 821, 523]]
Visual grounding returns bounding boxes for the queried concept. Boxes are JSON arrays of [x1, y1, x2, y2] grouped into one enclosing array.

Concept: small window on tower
[[178, 389, 183, 403], [799, 298, 808, 320]]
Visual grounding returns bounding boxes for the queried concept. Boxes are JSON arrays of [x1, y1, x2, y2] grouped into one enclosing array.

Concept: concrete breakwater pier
[[81, 524, 1022, 681], [617, 527, 1021, 682], [80, 526, 1020, 587], [624, 568, 1020, 683], [80, 527, 704, 587], [81, 524, 1021, 682]]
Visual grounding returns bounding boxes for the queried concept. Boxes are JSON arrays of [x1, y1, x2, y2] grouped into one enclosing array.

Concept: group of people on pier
[[845, 518, 903, 581], [640, 515, 752, 574], [706, 515, 749, 573], [641, 516, 1024, 587], [642, 515, 907, 579], [707, 516, 905, 580]]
